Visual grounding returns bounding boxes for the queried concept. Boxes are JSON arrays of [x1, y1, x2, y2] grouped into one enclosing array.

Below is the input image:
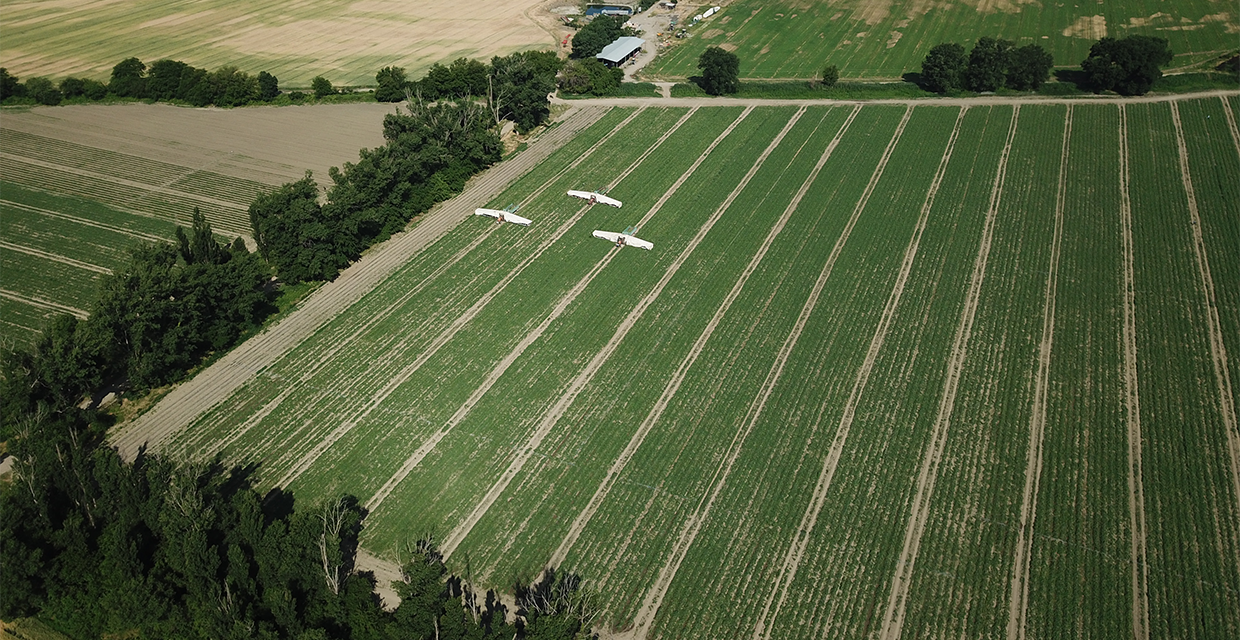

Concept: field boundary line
[[548, 105, 861, 570], [0, 240, 113, 275], [0, 152, 248, 213], [438, 105, 775, 558], [108, 106, 608, 461], [0, 289, 88, 319], [277, 108, 695, 489], [1171, 101, 1240, 580], [201, 108, 651, 461], [1, 199, 169, 244], [1221, 96, 1240, 157], [1119, 105, 1151, 640], [1004, 106, 1071, 640]]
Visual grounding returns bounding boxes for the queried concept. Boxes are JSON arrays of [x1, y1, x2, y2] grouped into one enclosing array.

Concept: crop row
[[0, 181, 180, 240], [1, 130, 192, 186], [1126, 102, 1240, 636], [1, 202, 133, 272], [168, 170, 272, 207], [0, 247, 103, 314]]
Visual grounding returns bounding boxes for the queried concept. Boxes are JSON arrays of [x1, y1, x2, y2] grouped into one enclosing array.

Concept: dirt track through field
[[550, 105, 861, 571], [275, 108, 680, 489], [1170, 101, 1240, 581], [0, 240, 112, 275], [1, 199, 169, 244], [0, 289, 87, 319], [109, 106, 608, 461], [1221, 96, 1240, 157], [207, 109, 651, 463], [871, 106, 1016, 640], [1119, 105, 1151, 640], [362, 108, 702, 513], [744, 104, 913, 640], [439, 106, 762, 558], [1003, 106, 1071, 640]]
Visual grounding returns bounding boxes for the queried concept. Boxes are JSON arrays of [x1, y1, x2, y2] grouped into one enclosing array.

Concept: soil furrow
[[550, 105, 860, 571], [0, 199, 169, 243], [0, 240, 113, 274], [439, 106, 764, 558], [1221, 95, 1240, 157], [1170, 101, 1240, 581], [0, 289, 88, 319], [1003, 105, 1071, 640], [1119, 105, 1151, 640]]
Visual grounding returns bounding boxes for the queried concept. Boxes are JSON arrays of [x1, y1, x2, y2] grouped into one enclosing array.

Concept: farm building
[[585, 3, 635, 16], [596, 36, 646, 67]]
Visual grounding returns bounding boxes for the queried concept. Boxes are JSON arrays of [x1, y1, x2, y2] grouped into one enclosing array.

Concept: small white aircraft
[[474, 204, 531, 226], [593, 226, 653, 250], [567, 190, 622, 208]]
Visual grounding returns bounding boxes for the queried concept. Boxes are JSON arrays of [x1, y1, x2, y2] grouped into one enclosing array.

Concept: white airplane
[[593, 226, 653, 250], [567, 190, 622, 208], [474, 204, 531, 226]]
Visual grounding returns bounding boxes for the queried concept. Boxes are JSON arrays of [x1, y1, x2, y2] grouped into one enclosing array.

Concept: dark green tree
[[1006, 43, 1054, 90], [698, 46, 740, 95], [448, 57, 490, 98], [147, 59, 190, 100], [1081, 35, 1173, 95], [0, 68, 24, 100], [570, 15, 629, 59], [311, 75, 334, 98], [24, 77, 62, 105], [257, 71, 280, 101], [375, 66, 408, 102], [490, 50, 561, 132], [966, 36, 1013, 92], [109, 57, 147, 97], [179, 66, 214, 106], [249, 173, 347, 284], [820, 63, 839, 88], [558, 58, 623, 96], [920, 42, 967, 93], [59, 77, 85, 99], [211, 66, 260, 107]]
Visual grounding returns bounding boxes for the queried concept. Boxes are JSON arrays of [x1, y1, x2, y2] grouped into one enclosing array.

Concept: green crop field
[[120, 96, 1239, 638], [644, 0, 1239, 80]]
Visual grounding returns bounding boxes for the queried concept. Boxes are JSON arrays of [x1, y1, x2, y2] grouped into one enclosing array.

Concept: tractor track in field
[[0, 240, 113, 274], [276, 107, 690, 489], [871, 106, 1015, 640], [1119, 105, 1151, 640], [0, 289, 88, 319], [357, 107, 700, 511], [439, 106, 764, 559], [1221, 96, 1240, 157], [1170, 101, 1240, 582], [1004, 105, 1071, 640], [109, 106, 607, 461], [743, 104, 913, 640], [550, 105, 859, 572], [1, 199, 170, 244]]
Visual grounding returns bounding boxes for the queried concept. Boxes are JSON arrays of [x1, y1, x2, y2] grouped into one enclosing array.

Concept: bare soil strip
[[109, 106, 607, 461], [1002, 106, 1072, 640], [1119, 105, 1151, 640], [1170, 101, 1240, 580], [550, 105, 861, 570], [1221, 96, 1240, 157], [872, 107, 1016, 640], [0, 151, 247, 214], [0, 289, 88, 319], [1, 199, 169, 244], [0, 240, 113, 274], [277, 108, 692, 489], [203, 108, 651, 463], [439, 106, 769, 558]]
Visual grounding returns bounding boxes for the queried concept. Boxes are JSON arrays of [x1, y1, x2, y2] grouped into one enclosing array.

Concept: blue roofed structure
[[596, 36, 645, 67]]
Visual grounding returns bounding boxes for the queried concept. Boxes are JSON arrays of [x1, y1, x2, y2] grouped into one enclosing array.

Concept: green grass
[[644, 0, 1240, 80], [146, 99, 1240, 637]]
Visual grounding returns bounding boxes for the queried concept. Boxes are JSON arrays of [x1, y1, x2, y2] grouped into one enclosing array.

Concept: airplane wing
[[567, 190, 593, 201], [475, 208, 531, 225], [594, 194, 623, 208], [624, 235, 654, 250], [592, 230, 622, 243]]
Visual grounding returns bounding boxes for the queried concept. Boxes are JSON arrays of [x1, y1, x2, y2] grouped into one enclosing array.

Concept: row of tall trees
[[920, 37, 1054, 93], [0, 406, 593, 639], [0, 58, 282, 107], [249, 98, 502, 284]]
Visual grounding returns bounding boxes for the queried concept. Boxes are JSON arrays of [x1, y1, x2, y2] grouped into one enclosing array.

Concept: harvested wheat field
[[0, 0, 557, 87]]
